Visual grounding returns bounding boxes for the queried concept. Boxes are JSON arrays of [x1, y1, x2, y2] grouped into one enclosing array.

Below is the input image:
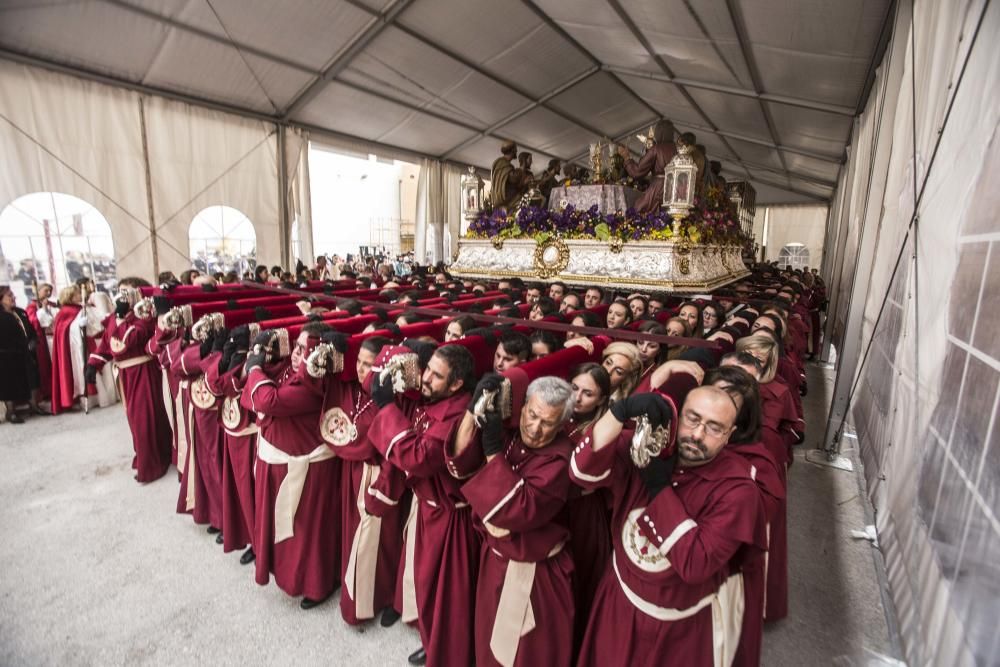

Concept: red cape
[[50, 304, 81, 415]]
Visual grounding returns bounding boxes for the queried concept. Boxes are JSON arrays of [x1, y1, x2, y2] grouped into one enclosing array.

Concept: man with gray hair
[[449, 374, 576, 667]]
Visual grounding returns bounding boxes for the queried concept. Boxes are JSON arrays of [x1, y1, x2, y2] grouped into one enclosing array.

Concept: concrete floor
[[0, 362, 891, 666]]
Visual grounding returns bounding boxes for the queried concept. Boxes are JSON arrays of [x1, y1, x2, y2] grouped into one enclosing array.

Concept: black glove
[[402, 338, 436, 369], [230, 324, 251, 351], [212, 327, 230, 353], [228, 351, 248, 373], [115, 300, 130, 318], [84, 364, 98, 384], [638, 448, 679, 499], [254, 306, 273, 322], [153, 296, 171, 316], [320, 330, 349, 354], [200, 283, 217, 292], [199, 331, 216, 359], [245, 351, 267, 372], [609, 393, 672, 428], [480, 411, 504, 457], [371, 371, 396, 408], [252, 330, 276, 352], [468, 372, 504, 414], [226, 298, 239, 310], [220, 339, 237, 373]]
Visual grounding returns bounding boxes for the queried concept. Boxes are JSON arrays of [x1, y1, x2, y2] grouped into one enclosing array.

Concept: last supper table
[[547, 184, 641, 214]]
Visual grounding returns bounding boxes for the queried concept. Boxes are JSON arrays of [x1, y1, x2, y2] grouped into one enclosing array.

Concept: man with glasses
[[570, 385, 767, 666]]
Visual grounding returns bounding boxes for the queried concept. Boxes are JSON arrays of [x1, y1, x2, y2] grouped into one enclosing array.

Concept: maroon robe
[[563, 419, 612, 654], [368, 392, 480, 667], [50, 304, 81, 414], [206, 359, 256, 552], [91, 313, 172, 482], [729, 441, 785, 667], [243, 361, 341, 600], [25, 299, 54, 399], [147, 327, 186, 468], [326, 379, 404, 624], [571, 433, 766, 667], [171, 346, 214, 524], [758, 379, 799, 622], [457, 431, 575, 667]]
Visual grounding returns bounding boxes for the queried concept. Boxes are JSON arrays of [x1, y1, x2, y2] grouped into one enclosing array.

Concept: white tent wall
[[415, 158, 460, 266], [142, 94, 281, 276], [0, 61, 153, 281], [821, 0, 999, 664], [759, 204, 829, 266], [0, 60, 286, 282]]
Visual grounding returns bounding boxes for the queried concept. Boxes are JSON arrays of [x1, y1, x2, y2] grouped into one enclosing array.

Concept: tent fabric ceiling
[[0, 0, 891, 203]]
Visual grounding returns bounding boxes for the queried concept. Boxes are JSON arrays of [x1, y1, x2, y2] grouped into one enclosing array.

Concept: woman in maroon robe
[[50, 286, 82, 414], [86, 289, 172, 483], [25, 283, 55, 402], [617, 120, 677, 214]]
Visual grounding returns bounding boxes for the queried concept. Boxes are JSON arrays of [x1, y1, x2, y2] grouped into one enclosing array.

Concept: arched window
[[189, 205, 256, 276], [0, 192, 116, 303], [778, 243, 810, 271]]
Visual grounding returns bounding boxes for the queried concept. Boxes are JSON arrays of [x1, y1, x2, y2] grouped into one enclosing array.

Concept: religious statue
[[707, 160, 726, 191], [489, 141, 522, 210], [617, 120, 676, 214], [537, 159, 562, 205]]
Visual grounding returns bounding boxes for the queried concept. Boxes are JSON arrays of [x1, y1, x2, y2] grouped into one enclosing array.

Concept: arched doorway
[[188, 205, 257, 276], [0, 192, 116, 304], [778, 243, 810, 271]]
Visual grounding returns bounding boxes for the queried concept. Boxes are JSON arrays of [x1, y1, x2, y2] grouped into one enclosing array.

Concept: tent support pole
[[137, 96, 160, 277], [277, 125, 290, 269]]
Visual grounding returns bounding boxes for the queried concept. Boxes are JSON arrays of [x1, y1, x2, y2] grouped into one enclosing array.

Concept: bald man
[[571, 386, 767, 666]]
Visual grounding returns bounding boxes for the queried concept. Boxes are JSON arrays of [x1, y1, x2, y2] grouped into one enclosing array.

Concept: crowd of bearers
[[89, 257, 824, 667]]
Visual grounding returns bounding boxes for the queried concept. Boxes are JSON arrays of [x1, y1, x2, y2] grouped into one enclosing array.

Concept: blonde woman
[[734, 333, 797, 622], [601, 341, 642, 404]]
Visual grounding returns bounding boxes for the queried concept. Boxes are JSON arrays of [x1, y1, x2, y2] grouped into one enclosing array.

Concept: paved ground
[[0, 362, 892, 666]]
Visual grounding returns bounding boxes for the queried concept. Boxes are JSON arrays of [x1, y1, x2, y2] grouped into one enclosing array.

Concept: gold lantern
[[461, 166, 484, 222], [663, 142, 698, 234]]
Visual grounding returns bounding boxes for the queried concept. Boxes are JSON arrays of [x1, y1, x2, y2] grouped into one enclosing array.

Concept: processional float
[[452, 134, 755, 294]]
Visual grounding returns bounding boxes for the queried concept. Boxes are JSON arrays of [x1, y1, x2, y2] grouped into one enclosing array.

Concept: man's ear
[[448, 378, 465, 395]]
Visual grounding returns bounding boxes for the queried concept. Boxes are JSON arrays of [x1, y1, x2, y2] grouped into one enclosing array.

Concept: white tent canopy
[[0, 0, 892, 204]]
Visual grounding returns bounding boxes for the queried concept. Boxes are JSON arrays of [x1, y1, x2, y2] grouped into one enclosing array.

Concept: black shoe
[[407, 647, 426, 665], [239, 547, 255, 565], [8, 413, 24, 424], [206, 526, 221, 535], [215, 532, 224, 544], [380, 607, 401, 627], [300, 594, 332, 610]]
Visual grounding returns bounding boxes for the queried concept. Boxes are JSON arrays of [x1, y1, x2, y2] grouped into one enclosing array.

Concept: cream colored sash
[[711, 573, 744, 667], [489, 542, 564, 667], [185, 396, 197, 511], [114, 354, 153, 370], [256, 434, 336, 543], [344, 463, 383, 619], [401, 498, 420, 623], [176, 380, 190, 475]]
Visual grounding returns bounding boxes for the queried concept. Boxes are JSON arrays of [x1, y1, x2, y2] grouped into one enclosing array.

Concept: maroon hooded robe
[[90, 312, 172, 483], [456, 431, 576, 667], [243, 360, 342, 600], [367, 391, 480, 667], [50, 304, 81, 414]]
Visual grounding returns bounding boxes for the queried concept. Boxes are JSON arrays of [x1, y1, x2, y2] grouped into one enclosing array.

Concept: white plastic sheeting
[[0, 0, 893, 204], [759, 205, 828, 266], [822, 0, 999, 663], [0, 60, 306, 279]]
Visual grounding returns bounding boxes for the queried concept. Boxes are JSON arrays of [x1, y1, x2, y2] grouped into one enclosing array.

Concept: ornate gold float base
[[450, 238, 749, 293]]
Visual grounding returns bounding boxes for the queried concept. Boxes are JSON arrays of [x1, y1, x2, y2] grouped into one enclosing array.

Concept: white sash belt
[[344, 462, 383, 620], [114, 354, 154, 370], [489, 541, 565, 667], [225, 424, 260, 438], [612, 553, 744, 667], [256, 433, 336, 543]]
